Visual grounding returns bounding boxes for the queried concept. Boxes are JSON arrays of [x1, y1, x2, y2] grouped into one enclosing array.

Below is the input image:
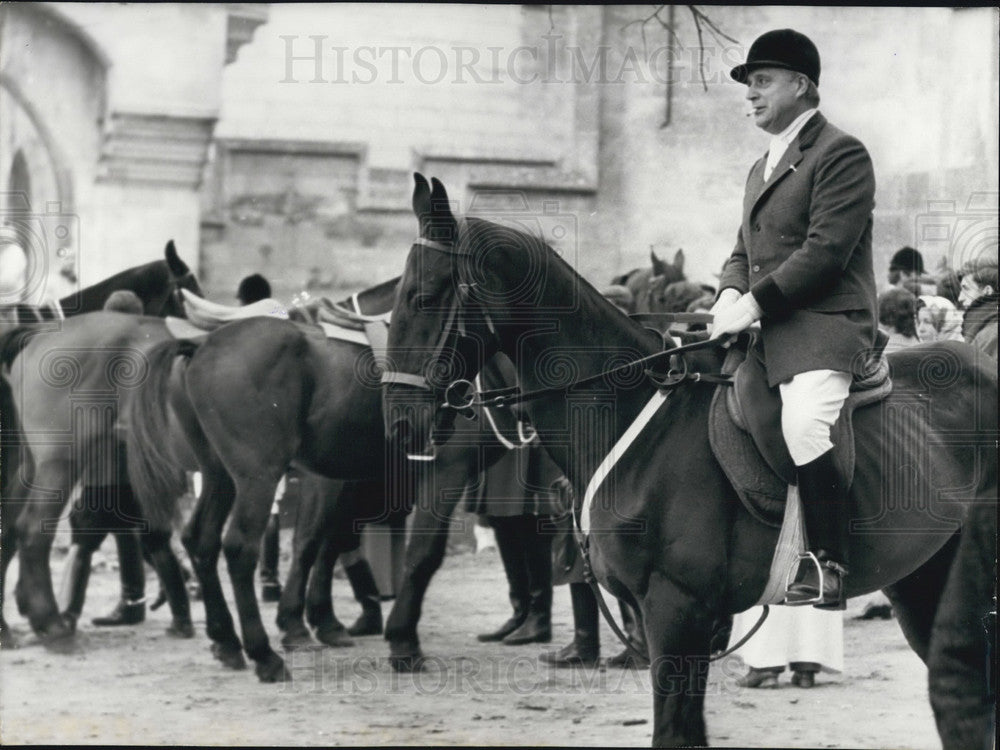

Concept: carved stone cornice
[[225, 3, 269, 65], [97, 113, 217, 189]]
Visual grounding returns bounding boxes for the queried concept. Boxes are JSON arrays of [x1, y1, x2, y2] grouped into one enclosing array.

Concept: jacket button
[[753, 222, 761, 232], [752, 264, 760, 273]]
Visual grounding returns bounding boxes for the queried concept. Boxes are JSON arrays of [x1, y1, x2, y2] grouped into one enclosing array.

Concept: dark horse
[[0, 242, 201, 647], [381, 174, 998, 747], [123, 277, 541, 680], [123, 279, 406, 681], [610, 248, 686, 314]]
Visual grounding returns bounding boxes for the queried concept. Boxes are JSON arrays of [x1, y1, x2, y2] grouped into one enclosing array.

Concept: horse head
[[381, 174, 502, 458], [156, 240, 203, 317]]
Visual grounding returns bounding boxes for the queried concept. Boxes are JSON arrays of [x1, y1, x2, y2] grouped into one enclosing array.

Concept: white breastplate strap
[[475, 374, 537, 450], [580, 389, 670, 536]]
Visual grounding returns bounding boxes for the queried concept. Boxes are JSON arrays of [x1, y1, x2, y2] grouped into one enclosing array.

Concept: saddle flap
[[727, 334, 797, 484]]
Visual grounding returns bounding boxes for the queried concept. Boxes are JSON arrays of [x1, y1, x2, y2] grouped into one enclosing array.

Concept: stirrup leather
[[783, 551, 846, 606]]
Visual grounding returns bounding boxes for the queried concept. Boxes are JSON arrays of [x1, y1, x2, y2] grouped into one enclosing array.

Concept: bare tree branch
[[621, 5, 740, 95]]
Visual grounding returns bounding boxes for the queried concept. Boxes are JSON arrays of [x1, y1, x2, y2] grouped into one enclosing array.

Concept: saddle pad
[[318, 321, 369, 346], [755, 485, 806, 606], [708, 344, 893, 527], [181, 288, 288, 328], [165, 316, 210, 341]]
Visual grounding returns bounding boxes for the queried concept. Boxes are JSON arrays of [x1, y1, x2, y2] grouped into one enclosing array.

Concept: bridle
[[379, 226, 499, 398], [158, 270, 198, 318]]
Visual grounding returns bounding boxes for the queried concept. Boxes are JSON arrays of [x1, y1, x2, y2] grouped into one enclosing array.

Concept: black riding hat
[[730, 29, 821, 86]]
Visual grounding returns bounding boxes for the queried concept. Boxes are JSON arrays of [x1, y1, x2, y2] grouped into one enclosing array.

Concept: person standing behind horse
[[711, 29, 879, 608]]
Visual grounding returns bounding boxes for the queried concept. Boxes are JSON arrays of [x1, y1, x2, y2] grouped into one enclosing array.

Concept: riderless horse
[[380, 174, 997, 747], [123, 278, 548, 680], [0, 242, 201, 647]]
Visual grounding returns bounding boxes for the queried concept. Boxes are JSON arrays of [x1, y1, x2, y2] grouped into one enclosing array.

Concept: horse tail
[[124, 338, 200, 532]]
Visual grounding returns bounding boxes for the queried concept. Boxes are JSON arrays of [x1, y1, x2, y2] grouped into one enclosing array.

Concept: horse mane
[[465, 216, 659, 350], [68, 260, 170, 311]]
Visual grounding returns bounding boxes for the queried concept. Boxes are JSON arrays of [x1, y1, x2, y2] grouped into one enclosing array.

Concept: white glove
[[710, 292, 763, 339]]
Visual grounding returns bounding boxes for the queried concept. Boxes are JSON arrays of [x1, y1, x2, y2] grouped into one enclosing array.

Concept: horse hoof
[[255, 652, 291, 683], [315, 625, 354, 648], [167, 620, 196, 639], [281, 630, 320, 651], [388, 643, 426, 673], [36, 614, 75, 644], [212, 642, 247, 670], [1, 628, 20, 650], [389, 654, 426, 673]]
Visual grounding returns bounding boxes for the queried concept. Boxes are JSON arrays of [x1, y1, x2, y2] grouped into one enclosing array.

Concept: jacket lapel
[[750, 112, 827, 216]]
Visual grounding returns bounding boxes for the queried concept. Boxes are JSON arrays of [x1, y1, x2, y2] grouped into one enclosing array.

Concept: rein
[[445, 332, 733, 413]]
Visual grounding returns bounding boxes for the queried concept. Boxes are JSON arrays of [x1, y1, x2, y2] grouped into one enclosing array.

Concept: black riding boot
[[503, 516, 553, 646], [541, 582, 600, 666], [478, 515, 530, 641], [61, 544, 93, 630], [345, 558, 383, 636], [93, 531, 146, 626], [259, 512, 282, 602], [608, 598, 649, 668], [785, 450, 850, 609]]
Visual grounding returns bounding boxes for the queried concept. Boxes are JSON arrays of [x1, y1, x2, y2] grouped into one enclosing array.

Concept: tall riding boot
[[785, 449, 850, 609], [93, 530, 146, 626], [478, 515, 530, 641], [608, 599, 649, 668], [60, 544, 93, 630], [260, 512, 282, 603], [345, 558, 383, 636], [503, 516, 553, 646], [541, 582, 600, 666]]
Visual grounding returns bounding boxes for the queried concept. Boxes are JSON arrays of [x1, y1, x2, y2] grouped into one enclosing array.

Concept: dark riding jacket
[[719, 112, 879, 386]]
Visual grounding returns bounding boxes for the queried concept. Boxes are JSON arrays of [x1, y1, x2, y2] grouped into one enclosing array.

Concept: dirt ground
[[1, 524, 941, 748]]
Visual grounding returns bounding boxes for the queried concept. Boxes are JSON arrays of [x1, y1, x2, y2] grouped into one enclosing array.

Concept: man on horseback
[[710, 29, 879, 609]]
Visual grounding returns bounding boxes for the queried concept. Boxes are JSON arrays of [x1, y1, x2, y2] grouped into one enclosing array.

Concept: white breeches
[[778, 369, 852, 466]]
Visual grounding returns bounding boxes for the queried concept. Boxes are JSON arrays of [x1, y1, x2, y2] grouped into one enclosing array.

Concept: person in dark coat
[[712, 29, 879, 608], [471, 442, 562, 646], [958, 257, 998, 361]]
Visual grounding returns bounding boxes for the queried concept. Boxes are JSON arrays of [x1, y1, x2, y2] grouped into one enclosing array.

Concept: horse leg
[[221, 478, 290, 682], [385, 467, 465, 673], [642, 570, 716, 747], [306, 535, 353, 648], [181, 469, 245, 669], [0, 502, 23, 649], [13, 458, 75, 641], [882, 531, 962, 663], [277, 473, 327, 650], [141, 529, 194, 638]]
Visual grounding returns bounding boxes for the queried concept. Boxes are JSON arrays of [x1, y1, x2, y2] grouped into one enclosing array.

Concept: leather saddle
[[708, 331, 892, 527]]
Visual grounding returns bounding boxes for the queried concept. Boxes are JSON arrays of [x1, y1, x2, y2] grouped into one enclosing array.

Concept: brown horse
[[381, 174, 998, 747], [1, 313, 200, 644], [0, 242, 201, 647]]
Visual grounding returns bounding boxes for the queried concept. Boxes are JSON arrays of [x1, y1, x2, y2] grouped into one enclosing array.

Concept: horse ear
[[673, 248, 685, 272], [164, 240, 189, 276], [412, 173, 431, 220], [650, 248, 667, 277], [428, 177, 458, 242]]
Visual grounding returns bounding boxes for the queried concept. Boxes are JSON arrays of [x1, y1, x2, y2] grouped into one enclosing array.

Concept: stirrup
[[783, 551, 826, 606]]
